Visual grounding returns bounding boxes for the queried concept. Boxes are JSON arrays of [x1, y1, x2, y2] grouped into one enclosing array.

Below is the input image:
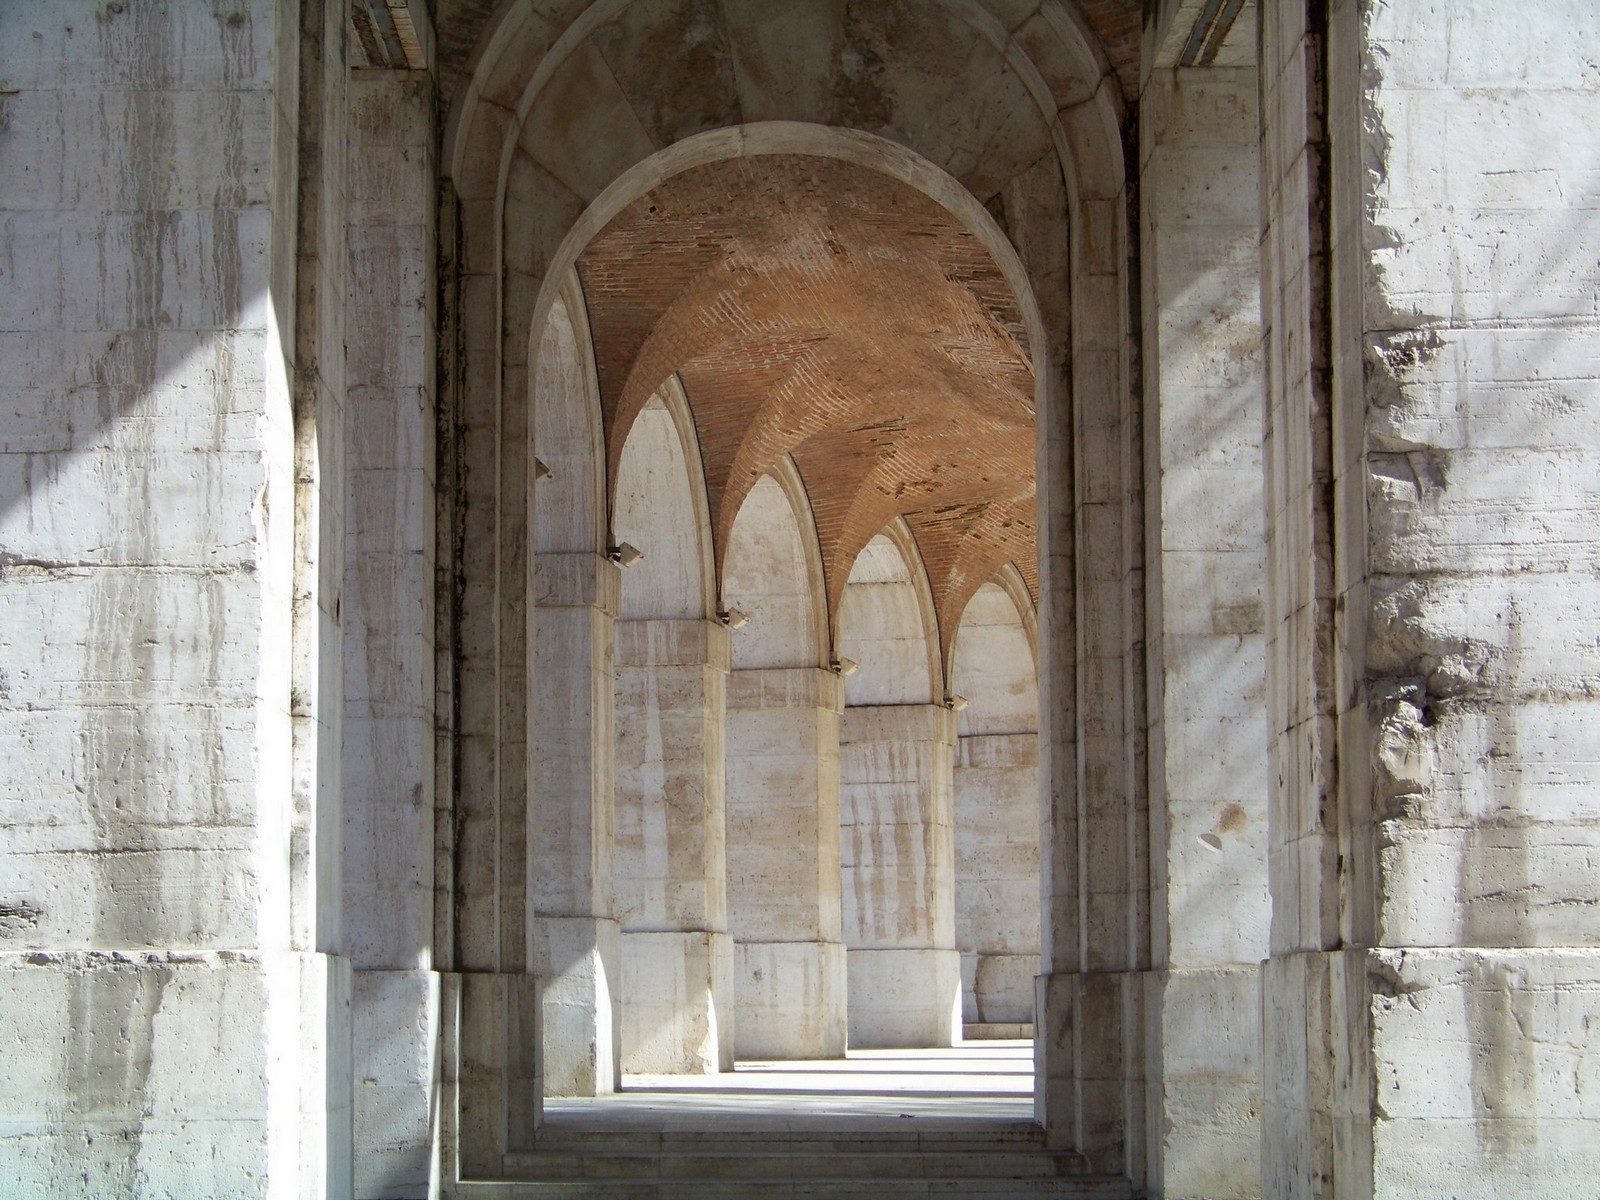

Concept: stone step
[[502, 1150, 1090, 1182], [962, 1023, 1035, 1040], [459, 1130, 1136, 1198], [522, 1125, 1050, 1155], [451, 1178, 1137, 1199]]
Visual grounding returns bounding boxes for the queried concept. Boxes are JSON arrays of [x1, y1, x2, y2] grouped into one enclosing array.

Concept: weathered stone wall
[[610, 390, 732, 1075], [0, 1, 351, 1193], [953, 732, 1040, 1026], [1264, 2, 1600, 1196], [1141, 16, 1268, 1193], [840, 703, 961, 1048], [614, 618, 732, 1075], [721, 470, 845, 1060], [342, 64, 439, 1199], [1259, 2, 1348, 1192], [725, 666, 848, 1060], [19, 1, 1600, 1194], [531, 550, 620, 1097], [950, 580, 1040, 1029]]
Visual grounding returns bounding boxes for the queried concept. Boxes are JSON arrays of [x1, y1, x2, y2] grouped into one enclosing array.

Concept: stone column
[[342, 66, 447, 1197], [614, 618, 733, 1074], [531, 552, 621, 1096], [954, 732, 1040, 1031], [1263, 4, 1600, 1195], [840, 703, 961, 1048], [725, 667, 848, 1059], [1139, 36, 1269, 1199], [0, 4, 350, 1195]]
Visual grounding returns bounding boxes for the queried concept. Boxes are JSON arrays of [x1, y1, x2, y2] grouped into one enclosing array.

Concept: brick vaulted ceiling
[[575, 154, 1038, 649]]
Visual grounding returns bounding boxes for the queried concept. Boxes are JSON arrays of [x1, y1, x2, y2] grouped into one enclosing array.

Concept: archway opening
[[527, 146, 1046, 1128], [949, 575, 1040, 1038], [446, 0, 1140, 1161]]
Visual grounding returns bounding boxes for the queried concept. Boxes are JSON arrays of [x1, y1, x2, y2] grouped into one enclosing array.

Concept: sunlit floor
[[543, 1040, 1037, 1133]]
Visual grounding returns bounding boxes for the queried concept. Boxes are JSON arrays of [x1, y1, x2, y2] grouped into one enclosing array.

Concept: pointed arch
[[610, 374, 715, 622], [440, 0, 1143, 1171], [950, 570, 1039, 738], [721, 458, 828, 672], [534, 271, 607, 555], [835, 521, 942, 709]]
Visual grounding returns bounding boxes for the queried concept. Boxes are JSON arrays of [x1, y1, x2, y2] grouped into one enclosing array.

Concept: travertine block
[[847, 947, 961, 1049], [352, 969, 439, 1199], [733, 940, 847, 1061], [620, 930, 734, 1075], [530, 916, 619, 1097]]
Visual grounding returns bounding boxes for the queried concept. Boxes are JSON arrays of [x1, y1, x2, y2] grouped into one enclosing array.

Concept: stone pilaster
[[614, 618, 733, 1074], [531, 552, 621, 1096], [840, 703, 961, 1048], [725, 667, 848, 1059], [1139, 29, 1270, 1196]]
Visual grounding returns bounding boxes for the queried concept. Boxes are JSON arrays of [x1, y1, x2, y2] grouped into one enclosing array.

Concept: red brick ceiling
[[576, 154, 1037, 651]]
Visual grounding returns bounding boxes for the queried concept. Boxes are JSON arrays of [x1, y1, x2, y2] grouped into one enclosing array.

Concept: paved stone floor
[[543, 1041, 1037, 1133]]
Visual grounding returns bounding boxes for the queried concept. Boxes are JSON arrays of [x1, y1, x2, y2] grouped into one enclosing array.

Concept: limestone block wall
[[532, 551, 621, 1096], [1263, 2, 1600, 1195], [953, 732, 1040, 1026], [725, 666, 847, 1059], [342, 66, 439, 1198], [840, 703, 960, 1048], [1140, 36, 1269, 1199], [0, 1, 350, 1194], [614, 618, 732, 1074], [949, 578, 1041, 1030]]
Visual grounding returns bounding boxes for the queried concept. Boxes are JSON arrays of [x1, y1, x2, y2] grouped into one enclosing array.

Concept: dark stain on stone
[[1364, 327, 1446, 410], [831, 0, 894, 130], [592, 0, 743, 145], [1367, 955, 1427, 1000], [1216, 802, 1248, 835]]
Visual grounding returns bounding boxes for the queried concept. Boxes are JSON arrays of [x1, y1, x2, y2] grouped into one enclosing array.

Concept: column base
[[1145, 965, 1260, 1200], [1263, 946, 1600, 1200], [439, 971, 540, 1179], [961, 951, 1040, 1025], [352, 968, 441, 1198], [529, 916, 620, 1097], [734, 940, 847, 1059], [847, 947, 961, 1048], [1034, 969, 1148, 1165], [0, 950, 352, 1200], [621, 929, 734, 1075]]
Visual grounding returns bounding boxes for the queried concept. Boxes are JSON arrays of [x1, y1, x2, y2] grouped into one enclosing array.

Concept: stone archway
[[610, 380, 731, 1081], [950, 572, 1041, 1035], [438, 0, 1142, 1181]]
